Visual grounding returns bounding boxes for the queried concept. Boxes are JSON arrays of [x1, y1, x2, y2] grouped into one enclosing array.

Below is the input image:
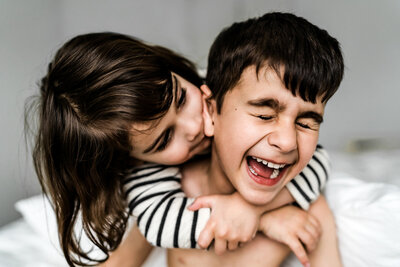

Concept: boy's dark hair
[[206, 12, 344, 112], [26, 32, 201, 266]]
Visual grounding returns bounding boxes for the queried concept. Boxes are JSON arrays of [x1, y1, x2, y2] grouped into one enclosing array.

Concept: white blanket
[[1, 167, 400, 266]]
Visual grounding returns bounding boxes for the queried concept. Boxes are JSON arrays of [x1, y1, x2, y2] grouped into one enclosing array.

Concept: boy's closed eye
[[256, 115, 275, 121], [296, 120, 317, 130], [296, 112, 323, 131], [252, 113, 321, 131]]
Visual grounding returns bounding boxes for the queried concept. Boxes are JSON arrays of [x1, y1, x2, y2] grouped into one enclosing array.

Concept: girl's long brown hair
[[27, 32, 202, 266]]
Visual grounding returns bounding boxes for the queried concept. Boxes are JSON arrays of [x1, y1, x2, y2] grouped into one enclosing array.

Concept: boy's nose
[[267, 123, 297, 153]]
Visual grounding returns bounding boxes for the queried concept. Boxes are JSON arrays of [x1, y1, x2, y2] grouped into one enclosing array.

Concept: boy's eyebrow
[[143, 76, 178, 154], [247, 98, 282, 110], [247, 98, 324, 123], [298, 111, 324, 124]]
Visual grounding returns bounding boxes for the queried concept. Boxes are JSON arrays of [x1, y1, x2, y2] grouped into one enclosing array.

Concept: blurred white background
[[1, 0, 399, 227]]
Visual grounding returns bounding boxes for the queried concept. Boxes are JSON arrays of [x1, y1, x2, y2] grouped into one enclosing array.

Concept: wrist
[[258, 213, 269, 232]]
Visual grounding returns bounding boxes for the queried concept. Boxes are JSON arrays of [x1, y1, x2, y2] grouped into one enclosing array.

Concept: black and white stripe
[[124, 145, 330, 248], [123, 164, 209, 248], [286, 145, 331, 210]]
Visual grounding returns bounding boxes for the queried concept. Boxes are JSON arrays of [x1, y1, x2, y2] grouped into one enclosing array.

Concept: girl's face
[[129, 73, 210, 165]]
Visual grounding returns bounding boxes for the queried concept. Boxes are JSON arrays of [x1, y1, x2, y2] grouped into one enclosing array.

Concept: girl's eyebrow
[[143, 75, 178, 154], [172, 75, 180, 107]]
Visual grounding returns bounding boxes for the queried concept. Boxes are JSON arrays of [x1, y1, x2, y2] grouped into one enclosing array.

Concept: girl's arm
[[286, 144, 330, 210], [99, 223, 153, 267], [123, 164, 210, 249], [123, 145, 330, 250]]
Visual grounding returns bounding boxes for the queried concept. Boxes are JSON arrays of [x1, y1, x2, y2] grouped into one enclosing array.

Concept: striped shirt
[[123, 144, 330, 248]]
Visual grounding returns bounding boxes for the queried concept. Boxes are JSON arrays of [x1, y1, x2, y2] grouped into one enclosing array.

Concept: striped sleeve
[[286, 144, 331, 210], [123, 164, 210, 249]]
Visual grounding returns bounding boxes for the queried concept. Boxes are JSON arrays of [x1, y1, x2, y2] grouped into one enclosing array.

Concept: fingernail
[[305, 263, 311, 267]]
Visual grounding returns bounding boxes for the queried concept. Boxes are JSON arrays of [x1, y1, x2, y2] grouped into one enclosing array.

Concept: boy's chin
[[241, 190, 278, 206]]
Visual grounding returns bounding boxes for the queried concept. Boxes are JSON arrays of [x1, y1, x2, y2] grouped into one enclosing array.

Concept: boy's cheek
[[298, 135, 319, 168]]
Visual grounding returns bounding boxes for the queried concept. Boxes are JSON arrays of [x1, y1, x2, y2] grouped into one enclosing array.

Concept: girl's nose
[[178, 114, 202, 142]]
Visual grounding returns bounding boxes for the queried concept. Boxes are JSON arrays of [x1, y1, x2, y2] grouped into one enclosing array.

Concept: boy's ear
[[200, 85, 215, 137], [200, 84, 212, 99]]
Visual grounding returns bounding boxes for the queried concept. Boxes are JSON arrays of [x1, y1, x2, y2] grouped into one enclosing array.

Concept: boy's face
[[209, 66, 325, 205]]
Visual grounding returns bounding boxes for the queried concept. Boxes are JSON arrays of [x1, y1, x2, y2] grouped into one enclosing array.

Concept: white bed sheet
[[0, 219, 65, 267], [1, 149, 399, 267]]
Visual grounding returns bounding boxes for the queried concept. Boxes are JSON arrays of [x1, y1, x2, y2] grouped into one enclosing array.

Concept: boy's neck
[[181, 154, 235, 197], [207, 151, 236, 195]]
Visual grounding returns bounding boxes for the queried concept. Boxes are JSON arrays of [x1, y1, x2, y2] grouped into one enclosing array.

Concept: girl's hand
[[259, 205, 321, 267], [188, 192, 260, 255]]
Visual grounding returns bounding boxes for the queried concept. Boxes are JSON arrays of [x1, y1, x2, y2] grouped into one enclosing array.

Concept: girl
[[28, 32, 329, 266]]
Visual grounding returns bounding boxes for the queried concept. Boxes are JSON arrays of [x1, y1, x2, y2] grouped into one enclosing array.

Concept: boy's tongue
[[248, 157, 274, 178]]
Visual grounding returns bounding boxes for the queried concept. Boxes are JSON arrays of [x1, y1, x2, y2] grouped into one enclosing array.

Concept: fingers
[[304, 223, 320, 246], [214, 238, 228, 255], [306, 213, 320, 230], [287, 237, 310, 267], [289, 215, 321, 267], [188, 196, 215, 211], [227, 240, 239, 251], [307, 215, 322, 238], [300, 216, 321, 252], [298, 229, 318, 252], [198, 220, 215, 249]]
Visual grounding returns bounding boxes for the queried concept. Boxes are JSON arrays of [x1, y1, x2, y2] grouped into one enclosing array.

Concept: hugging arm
[[286, 145, 330, 210], [99, 223, 153, 267], [124, 163, 210, 249], [123, 145, 330, 250]]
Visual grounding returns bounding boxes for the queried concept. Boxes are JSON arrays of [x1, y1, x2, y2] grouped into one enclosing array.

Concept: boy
[[168, 12, 344, 267]]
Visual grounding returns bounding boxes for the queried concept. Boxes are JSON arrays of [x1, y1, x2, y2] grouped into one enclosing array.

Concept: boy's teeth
[[251, 156, 285, 170], [270, 169, 280, 179], [249, 164, 280, 179], [249, 165, 258, 176], [268, 162, 281, 168]]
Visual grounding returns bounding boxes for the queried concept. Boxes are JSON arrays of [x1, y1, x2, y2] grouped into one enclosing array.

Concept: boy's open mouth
[[246, 156, 289, 181]]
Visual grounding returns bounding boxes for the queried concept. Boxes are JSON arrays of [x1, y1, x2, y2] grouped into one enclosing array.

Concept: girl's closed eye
[[156, 128, 174, 152], [177, 87, 187, 109]]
